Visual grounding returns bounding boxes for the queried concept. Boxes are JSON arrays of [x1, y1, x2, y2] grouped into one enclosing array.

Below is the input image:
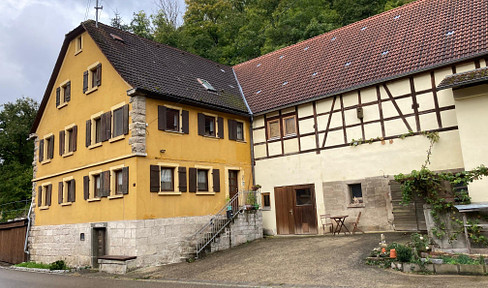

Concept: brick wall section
[[210, 210, 263, 252], [322, 176, 394, 232]]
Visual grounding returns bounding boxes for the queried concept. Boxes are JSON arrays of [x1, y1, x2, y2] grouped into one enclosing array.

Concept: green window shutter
[[150, 165, 160, 192], [121, 167, 129, 195], [83, 176, 90, 200], [217, 117, 224, 139], [85, 119, 91, 147], [39, 139, 44, 162], [83, 71, 88, 93], [178, 167, 187, 192], [213, 169, 220, 192], [46, 184, 52, 206], [56, 87, 60, 107], [182, 110, 189, 134], [69, 180, 76, 202], [101, 171, 110, 197], [59, 130, 65, 156], [58, 182, 63, 204], [65, 81, 71, 102], [197, 113, 205, 136], [158, 106, 167, 131], [189, 168, 197, 192], [123, 104, 129, 135], [38, 186, 42, 207]]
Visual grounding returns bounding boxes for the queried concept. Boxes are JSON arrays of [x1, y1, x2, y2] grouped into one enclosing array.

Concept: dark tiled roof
[[83, 21, 248, 114], [437, 67, 488, 90], [233, 0, 488, 114]]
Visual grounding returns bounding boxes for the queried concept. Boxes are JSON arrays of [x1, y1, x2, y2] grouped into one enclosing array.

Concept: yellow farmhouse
[[29, 20, 257, 267]]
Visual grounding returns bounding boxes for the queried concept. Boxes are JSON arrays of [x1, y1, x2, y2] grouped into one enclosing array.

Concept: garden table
[[330, 215, 351, 235]]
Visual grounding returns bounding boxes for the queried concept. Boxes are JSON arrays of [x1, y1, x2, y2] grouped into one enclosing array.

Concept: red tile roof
[[233, 0, 488, 114]]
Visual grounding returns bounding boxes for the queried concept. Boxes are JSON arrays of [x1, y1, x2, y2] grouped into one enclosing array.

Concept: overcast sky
[[0, 0, 185, 107]]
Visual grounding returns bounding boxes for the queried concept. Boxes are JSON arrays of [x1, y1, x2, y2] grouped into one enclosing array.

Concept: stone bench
[[98, 255, 137, 274]]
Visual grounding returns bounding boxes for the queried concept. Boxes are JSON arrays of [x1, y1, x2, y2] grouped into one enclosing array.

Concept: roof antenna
[[95, 0, 103, 28]]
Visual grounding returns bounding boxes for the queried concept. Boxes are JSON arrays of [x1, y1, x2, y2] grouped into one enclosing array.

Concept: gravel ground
[[126, 233, 488, 288]]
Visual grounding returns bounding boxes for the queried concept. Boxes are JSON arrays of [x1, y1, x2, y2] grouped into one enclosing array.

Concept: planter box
[[458, 264, 485, 275], [434, 263, 459, 274], [391, 262, 403, 270], [402, 263, 434, 273]]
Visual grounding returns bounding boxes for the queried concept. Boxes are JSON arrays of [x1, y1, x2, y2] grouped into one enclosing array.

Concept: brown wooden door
[[229, 170, 239, 199], [275, 184, 318, 235], [92, 228, 106, 268], [275, 186, 295, 234]]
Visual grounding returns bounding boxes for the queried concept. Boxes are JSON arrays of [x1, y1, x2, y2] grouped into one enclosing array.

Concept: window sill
[[347, 204, 365, 208], [202, 135, 218, 140], [56, 102, 68, 110], [196, 192, 215, 196], [261, 207, 271, 211], [85, 86, 98, 95], [164, 130, 184, 135], [87, 198, 101, 202], [109, 135, 125, 143], [158, 192, 182, 196], [74, 49, 82, 56], [283, 134, 297, 139], [88, 142, 102, 150], [108, 194, 124, 200], [62, 151, 74, 158], [61, 202, 72, 206], [39, 206, 49, 210], [267, 136, 280, 141], [40, 159, 51, 165]]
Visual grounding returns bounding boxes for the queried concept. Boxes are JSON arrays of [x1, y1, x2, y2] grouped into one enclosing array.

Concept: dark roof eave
[[30, 24, 86, 134], [128, 88, 251, 118], [251, 52, 488, 116]]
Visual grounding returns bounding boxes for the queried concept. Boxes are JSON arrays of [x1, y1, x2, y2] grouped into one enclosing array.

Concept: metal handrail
[[189, 190, 260, 258]]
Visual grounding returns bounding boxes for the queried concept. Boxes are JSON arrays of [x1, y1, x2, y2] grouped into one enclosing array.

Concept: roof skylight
[[331, 36, 337, 41], [279, 55, 284, 59], [110, 33, 125, 43], [382, 51, 389, 56], [220, 69, 225, 73], [256, 90, 262, 94], [345, 62, 352, 67], [446, 31, 455, 36], [312, 72, 318, 77], [228, 84, 235, 88], [394, 15, 401, 20], [197, 78, 217, 92], [361, 27, 367, 31], [257, 63, 262, 67], [304, 46, 309, 51], [282, 81, 288, 86]]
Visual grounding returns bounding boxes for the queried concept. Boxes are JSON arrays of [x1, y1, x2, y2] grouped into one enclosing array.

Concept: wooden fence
[[0, 219, 28, 264]]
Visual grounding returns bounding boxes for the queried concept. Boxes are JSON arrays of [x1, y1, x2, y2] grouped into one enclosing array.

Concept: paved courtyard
[[125, 233, 488, 287]]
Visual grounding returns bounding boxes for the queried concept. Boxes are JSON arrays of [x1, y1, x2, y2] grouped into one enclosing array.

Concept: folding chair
[[320, 214, 333, 234], [352, 211, 364, 234]]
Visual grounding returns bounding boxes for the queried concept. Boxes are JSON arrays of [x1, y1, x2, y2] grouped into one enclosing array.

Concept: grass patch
[[15, 262, 51, 269]]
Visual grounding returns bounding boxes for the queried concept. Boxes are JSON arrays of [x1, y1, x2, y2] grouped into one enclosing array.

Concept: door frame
[[91, 223, 107, 268]]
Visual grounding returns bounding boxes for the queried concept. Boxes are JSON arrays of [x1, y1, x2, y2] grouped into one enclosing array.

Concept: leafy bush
[[456, 254, 477, 265], [49, 260, 67, 270], [410, 233, 430, 257], [396, 245, 413, 262], [15, 262, 51, 269], [386, 242, 402, 251]]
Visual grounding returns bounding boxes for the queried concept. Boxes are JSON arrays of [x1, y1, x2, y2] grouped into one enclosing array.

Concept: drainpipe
[[24, 200, 33, 255]]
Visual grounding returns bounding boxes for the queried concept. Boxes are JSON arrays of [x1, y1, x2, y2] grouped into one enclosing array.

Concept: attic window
[[382, 51, 389, 56], [197, 78, 217, 92], [282, 81, 288, 86], [331, 36, 336, 41], [279, 55, 284, 59], [361, 27, 367, 31], [110, 33, 125, 43], [257, 63, 262, 67], [304, 46, 309, 51], [394, 15, 401, 20], [446, 31, 455, 36], [345, 62, 352, 67]]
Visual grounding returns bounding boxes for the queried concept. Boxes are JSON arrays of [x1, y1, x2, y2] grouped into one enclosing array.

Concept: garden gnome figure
[[380, 234, 387, 251]]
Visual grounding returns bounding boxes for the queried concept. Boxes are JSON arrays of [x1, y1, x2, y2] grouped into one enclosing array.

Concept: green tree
[[129, 11, 154, 40], [110, 11, 130, 31], [0, 97, 38, 219], [384, 0, 415, 11], [332, 0, 386, 26]]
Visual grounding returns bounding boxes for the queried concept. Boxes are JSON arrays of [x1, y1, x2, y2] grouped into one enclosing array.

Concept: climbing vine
[[394, 131, 488, 245]]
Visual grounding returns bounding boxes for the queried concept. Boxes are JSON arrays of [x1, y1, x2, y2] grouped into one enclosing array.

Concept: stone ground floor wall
[[210, 210, 263, 252], [29, 215, 212, 268], [323, 176, 395, 232]]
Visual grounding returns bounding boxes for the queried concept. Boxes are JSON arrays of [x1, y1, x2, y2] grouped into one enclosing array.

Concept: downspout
[[24, 200, 33, 255], [232, 68, 255, 186]]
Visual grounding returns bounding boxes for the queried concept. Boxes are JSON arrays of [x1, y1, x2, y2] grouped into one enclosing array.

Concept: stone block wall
[[210, 210, 263, 252], [322, 176, 394, 231]]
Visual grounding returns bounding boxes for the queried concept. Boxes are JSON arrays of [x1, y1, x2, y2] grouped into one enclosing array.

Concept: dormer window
[[197, 78, 216, 92]]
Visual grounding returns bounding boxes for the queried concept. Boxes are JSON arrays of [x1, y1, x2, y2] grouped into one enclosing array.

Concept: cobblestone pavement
[[125, 233, 488, 288]]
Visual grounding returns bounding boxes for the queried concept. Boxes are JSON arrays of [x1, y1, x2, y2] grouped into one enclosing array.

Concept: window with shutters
[[39, 133, 54, 164], [197, 113, 223, 138], [282, 115, 297, 136], [38, 183, 52, 210], [109, 165, 129, 198], [158, 105, 189, 134], [75, 35, 82, 55], [93, 173, 101, 198], [56, 80, 71, 109], [197, 169, 209, 191], [149, 163, 185, 195], [59, 176, 76, 206], [83, 62, 101, 94], [59, 124, 77, 157], [188, 166, 220, 194], [228, 119, 245, 141], [110, 103, 129, 141], [87, 111, 108, 149]]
